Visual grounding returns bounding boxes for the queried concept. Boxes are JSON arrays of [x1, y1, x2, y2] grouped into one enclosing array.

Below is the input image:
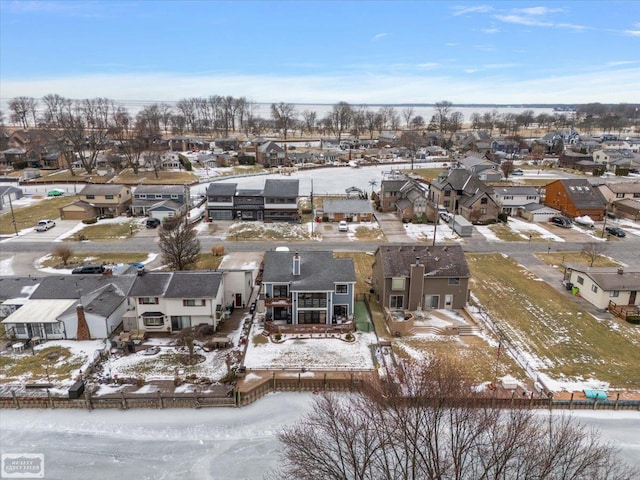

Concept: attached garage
[[60, 200, 98, 221], [208, 209, 233, 220]]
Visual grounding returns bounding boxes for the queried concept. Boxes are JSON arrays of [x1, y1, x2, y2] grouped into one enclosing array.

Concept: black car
[[72, 264, 106, 274], [605, 226, 626, 237], [550, 216, 572, 228], [146, 218, 161, 228]]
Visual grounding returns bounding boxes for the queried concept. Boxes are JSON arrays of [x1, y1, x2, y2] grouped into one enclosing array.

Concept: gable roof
[[79, 184, 128, 196], [432, 169, 493, 196], [29, 275, 135, 300], [263, 179, 299, 197], [128, 271, 223, 298], [1, 299, 77, 325], [323, 199, 373, 214], [263, 251, 355, 290], [567, 265, 640, 291], [494, 186, 539, 196], [557, 179, 607, 210], [134, 185, 185, 195], [375, 244, 470, 278], [206, 182, 238, 196], [0, 276, 42, 302]]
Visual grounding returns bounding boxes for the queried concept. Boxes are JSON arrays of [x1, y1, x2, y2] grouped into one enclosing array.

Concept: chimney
[[415, 256, 421, 266], [293, 252, 301, 276], [617, 268, 624, 275], [76, 304, 90, 341]]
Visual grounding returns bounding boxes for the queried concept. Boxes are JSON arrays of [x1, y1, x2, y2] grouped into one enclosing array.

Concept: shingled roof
[[375, 244, 470, 278], [128, 272, 223, 298], [263, 251, 355, 290]]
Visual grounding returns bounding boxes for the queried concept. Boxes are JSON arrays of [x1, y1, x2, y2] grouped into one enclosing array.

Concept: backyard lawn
[[0, 195, 78, 234], [467, 253, 640, 389]]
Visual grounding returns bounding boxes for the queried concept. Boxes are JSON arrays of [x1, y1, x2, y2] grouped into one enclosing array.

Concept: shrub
[[274, 333, 282, 341], [498, 212, 509, 223], [345, 333, 354, 341], [210, 245, 225, 256], [82, 217, 98, 225]]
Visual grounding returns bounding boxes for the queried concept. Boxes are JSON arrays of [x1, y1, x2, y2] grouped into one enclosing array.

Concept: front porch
[[608, 301, 640, 324]]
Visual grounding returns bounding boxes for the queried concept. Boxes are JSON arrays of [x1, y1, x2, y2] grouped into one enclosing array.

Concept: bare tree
[[325, 101, 353, 142], [273, 359, 637, 480], [8, 96, 39, 128], [158, 216, 201, 270], [271, 102, 297, 140], [448, 111, 464, 134], [301, 109, 317, 135], [410, 115, 425, 129], [501, 160, 515, 179], [434, 100, 453, 133], [582, 242, 608, 267], [402, 107, 415, 127], [52, 245, 74, 267]]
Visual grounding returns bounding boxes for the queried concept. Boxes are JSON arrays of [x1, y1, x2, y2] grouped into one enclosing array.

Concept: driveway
[[6, 220, 80, 243], [374, 212, 413, 242]]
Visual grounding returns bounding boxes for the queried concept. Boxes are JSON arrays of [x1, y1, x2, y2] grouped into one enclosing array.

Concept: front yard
[[0, 195, 78, 234]]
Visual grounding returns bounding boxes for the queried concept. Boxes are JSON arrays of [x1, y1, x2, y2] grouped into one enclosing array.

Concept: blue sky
[[1, 0, 639, 104]]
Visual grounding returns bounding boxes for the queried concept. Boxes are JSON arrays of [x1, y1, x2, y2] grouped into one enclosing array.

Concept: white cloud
[[445, 42, 457, 46], [494, 14, 552, 27], [1, 67, 639, 104], [451, 5, 493, 16], [482, 27, 500, 34], [416, 63, 440, 70], [624, 29, 640, 36], [606, 60, 638, 66], [371, 32, 389, 41], [515, 6, 564, 16]]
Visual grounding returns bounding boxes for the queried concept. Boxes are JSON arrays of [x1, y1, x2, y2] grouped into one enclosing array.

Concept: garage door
[[209, 210, 233, 220]]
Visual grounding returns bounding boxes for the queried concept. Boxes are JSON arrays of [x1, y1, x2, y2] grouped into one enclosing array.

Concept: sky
[[1, 0, 639, 105]]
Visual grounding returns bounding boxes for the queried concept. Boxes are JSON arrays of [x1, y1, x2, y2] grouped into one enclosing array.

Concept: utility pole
[[8, 193, 18, 236], [310, 179, 314, 236]]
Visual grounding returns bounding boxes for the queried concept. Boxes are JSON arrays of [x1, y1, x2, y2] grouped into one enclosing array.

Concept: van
[[72, 264, 106, 274]]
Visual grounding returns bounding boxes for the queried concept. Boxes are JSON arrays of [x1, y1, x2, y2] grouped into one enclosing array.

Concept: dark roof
[[206, 182, 237, 196], [494, 186, 538, 196], [432, 169, 492, 196], [263, 179, 299, 198], [567, 265, 640, 291], [0, 276, 42, 301], [79, 184, 128, 196], [263, 251, 355, 290], [29, 275, 136, 300], [134, 185, 185, 195], [375, 244, 470, 278], [128, 272, 223, 298], [558, 179, 607, 210]]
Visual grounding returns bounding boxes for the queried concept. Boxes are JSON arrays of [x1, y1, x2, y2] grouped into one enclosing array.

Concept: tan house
[[565, 265, 640, 311], [597, 182, 640, 203], [60, 184, 132, 220], [371, 244, 471, 312], [321, 198, 374, 222]]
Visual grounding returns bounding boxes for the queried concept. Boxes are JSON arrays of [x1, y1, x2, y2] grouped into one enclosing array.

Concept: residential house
[[127, 271, 225, 333], [1, 273, 135, 340], [234, 187, 265, 221], [519, 203, 562, 223], [593, 149, 640, 173], [609, 198, 640, 221], [131, 184, 189, 219], [261, 250, 355, 326], [169, 136, 205, 152], [597, 182, 640, 204], [321, 198, 374, 223], [215, 138, 240, 151], [429, 169, 499, 224], [206, 182, 238, 220], [263, 179, 299, 222], [60, 184, 132, 220], [371, 244, 470, 312], [544, 179, 607, 220], [565, 265, 640, 311], [218, 253, 262, 309], [559, 151, 601, 174], [0, 185, 23, 211], [0, 276, 41, 319], [491, 138, 520, 155], [395, 179, 430, 221], [379, 173, 409, 212], [493, 186, 540, 216], [458, 153, 501, 180], [256, 141, 286, 167]]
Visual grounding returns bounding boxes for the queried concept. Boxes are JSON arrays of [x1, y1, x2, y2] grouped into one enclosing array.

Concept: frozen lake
[[1, 393, 639, 479]]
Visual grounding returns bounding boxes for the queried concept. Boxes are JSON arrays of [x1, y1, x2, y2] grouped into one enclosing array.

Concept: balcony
[[265, 296, 292, 307]]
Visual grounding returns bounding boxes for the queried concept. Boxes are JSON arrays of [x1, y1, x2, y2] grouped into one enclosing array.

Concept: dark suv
[[605, 226, 626, 237], [550, 216, 572, 228], [72, 264, 106, 274], [146, 218, 161, 228]]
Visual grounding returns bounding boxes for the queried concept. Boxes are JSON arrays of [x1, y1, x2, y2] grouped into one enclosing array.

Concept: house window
[[616, 193, 625, 198], [448, 278, 460, 285], [171, 315, 191, 330], [576, 276, 584, 285], [143, 316, 164, 327], [443, 200, 450, 208], [298, 311, 326, 324], [273, 285, 288, 297], [155, 194, 163, 199], [526, 196, 537, 200], [609, 291, 620, 297], [139, 297, 159, 304], [391, 277, 405, 290], [591, 285, 598, 293], [299, 293, 327, 308], [504, 196, 514, 200], [171, 194, 179, 199], [335, 284, 348, 294], [44, 323, 61, 335], [105, 195, 114, 199], [183, 299, 206, 307], [139, 194, 147, 199], [480, 197, 488, 204], [390, 295, 404, 308], [86, 195, 95, 199], [634, 193, 640, 198], [15, 324, 26, 335], [480, 208, 487, 214], [424, 295, 439, 309], [444, 189, 451, 197]]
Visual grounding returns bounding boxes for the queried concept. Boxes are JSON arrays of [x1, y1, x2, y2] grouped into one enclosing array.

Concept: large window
[[335, 284, 348, 294], [424, 295, 439, 309], [448, 278, 460, 285], [105, 195, 114, 200], [576, 276, 584, 285], [391, 277, 405, 291], [273, 285, 289, 298], [609, 291, 620, 297], [139, 297, 159, 304], [143, 316, 164, 327], [298, 311, 326, 324], [390, 295, 404, 308], [171, 316, 191, 330], [444, 189, 451, 197], [481, 197, 488, 204], [299, 293, 327, 308], [183, 299, 206, 307]]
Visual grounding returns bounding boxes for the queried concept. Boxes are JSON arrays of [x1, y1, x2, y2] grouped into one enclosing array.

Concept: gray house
[[261, 251, 356, 326], [0, 185, 23, 211], [372, 244, 470, 311], [131, 184, 189, 218]]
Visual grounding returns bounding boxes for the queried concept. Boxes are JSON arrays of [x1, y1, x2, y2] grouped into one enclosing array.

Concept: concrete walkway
[[374, 212, 413, 242]]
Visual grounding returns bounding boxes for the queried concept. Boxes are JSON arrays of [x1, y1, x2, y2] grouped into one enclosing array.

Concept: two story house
[[131, 184, 189, 219], [128, 271, 225, 333], [395, 179, 430, 221], [256, 141, 286, 167], [379, 173, 409, 212], [372, 244, 470, 311], [544, 179, 607, 221], [493, 186, 540, 216], [261, 250, 356, 327], [206, 179, 299, 222], [60, 184, 132, 220]]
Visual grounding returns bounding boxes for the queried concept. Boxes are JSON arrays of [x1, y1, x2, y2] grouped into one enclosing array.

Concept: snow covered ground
[[0, 394, 638, 480]]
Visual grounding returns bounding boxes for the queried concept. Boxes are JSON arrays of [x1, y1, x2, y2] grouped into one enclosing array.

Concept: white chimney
[[293, 252, 301, 276]]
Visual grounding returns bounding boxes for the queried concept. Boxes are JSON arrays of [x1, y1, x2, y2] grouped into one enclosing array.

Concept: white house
[[565, 265, 640, 310], [493, 186, 541, 216]]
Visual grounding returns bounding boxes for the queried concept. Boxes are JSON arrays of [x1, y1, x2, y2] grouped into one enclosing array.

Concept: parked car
[[47, 188, 64, 197], [338, 220, 349, 232], [35, 219, 56, 231], [605, 226, 626, 237], [146, 218, 161, 228], [550, 216, 572, 228], [72, 264, 106, 274], [512, 168, 524, 176]]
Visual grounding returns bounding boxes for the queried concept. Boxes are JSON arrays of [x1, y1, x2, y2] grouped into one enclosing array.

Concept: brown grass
[[64, 220, 142, 242], [0, 346, 84, 383], [535, 252, 621, 268], [335, 252, 375, 296], [114, 170, 199, 185], [467, 253, 640, 388], [0, 195, 79, 234]]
